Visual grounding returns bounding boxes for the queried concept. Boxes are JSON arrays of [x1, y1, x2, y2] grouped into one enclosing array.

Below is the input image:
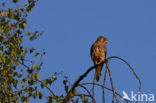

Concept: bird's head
[[97, 36, 108, 43]]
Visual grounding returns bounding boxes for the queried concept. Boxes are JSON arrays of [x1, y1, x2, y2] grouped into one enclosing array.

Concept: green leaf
[[18, 74, 22, 78], [26, 96, 30, 103], [35, 73, 39, 79], [19, 20, 27, 30], [52, 76, 57, 81], [81, 95, 85, 101], [33, 64, 36, 69], [21, 96, 26, 102], [27, 32, 32, 36], [15, 60, 20, 66], [24, 49, 28, 54], [39, 92, 43, 99], [12, 0, 19, 3], [23, 77, 27, 82], [85, 97, 88, 102], [28, 87, 34, 92], [37, 66, 41, 72], [63, 80, 67, 85], [36, 91, 39, 95], [34, 53, 39, 58], [1, 12, 7, 16], [30, 48, 35, 53], [0, 46, 3, 51], [47, 96, 53, 103], [27, 2, 35, 13], [65, 86, 68, 93], [28, 79, 34, 85], [41, 83, 46, 88], [21, 8, 26, 13], [21, 55, 24, 60], [23, 3, 28, 6], [73, 89, 77, 95], [27, 68, 33, 74], [19, 80, 23, 84]]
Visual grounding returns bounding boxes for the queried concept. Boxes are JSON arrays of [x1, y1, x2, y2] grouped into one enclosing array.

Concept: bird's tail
[[95, 64, 103, 81]]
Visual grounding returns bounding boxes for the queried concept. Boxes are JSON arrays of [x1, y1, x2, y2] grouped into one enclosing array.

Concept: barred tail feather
[[95, 64, 103, 81]]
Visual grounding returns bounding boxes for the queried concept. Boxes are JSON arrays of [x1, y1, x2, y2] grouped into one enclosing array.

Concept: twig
[[78, 85, 96, 103], [37, 79, 55, 97], [74, 94, 95, 103], [106, 59, 119, 103], [102, 65, 108, 103], [64, 56, 141, 103], [20, 62, 30, 69], [64, 59, 108, 101], [79, 82, 129, 103], [92, 74, 96, 98], [107, 56, 141, 103]]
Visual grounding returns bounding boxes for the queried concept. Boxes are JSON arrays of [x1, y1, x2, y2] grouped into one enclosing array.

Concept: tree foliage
[[0, 1, 141, 103], [0, 0, 47, 102]]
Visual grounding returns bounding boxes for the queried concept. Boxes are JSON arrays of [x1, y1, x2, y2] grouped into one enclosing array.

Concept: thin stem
[[65, 56, 141, 103], [102, 65, 108, 103], [37, 79, 55, 97], [78, 85, 96, 103], [106, 60, 118, 103], [79, 82, 129, 103], [64, 59, 108, 101], [92, 73, 96, 98], [107, 56, 141, 103]]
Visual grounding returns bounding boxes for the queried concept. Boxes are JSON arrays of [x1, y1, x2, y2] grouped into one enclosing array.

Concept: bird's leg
[[95, 61, 98, 65], [101, 58, 105, 63]]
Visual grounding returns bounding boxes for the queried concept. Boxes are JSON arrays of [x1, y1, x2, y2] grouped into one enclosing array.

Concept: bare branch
[[64, 59, 107, 101], [106, 59, 119, 103], [78, 85, 96, 103], [37, 79, 56, 97], [64, 56, 141, 103], [92, 74, 96, 99], [79, 82, 130, 103], [107, 56, 141, 103], [102, 64, 108, 103]]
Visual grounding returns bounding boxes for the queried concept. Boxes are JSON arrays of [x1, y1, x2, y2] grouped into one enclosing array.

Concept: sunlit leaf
[[12, 0, 19, 3], [34, 53, 39, 58], [33, 64, 36, 69], [65, 86, 68, 93], [39, 92, 43, 99]]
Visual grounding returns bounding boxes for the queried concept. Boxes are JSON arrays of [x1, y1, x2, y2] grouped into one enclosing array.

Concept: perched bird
[[90, 36, 107, 81]]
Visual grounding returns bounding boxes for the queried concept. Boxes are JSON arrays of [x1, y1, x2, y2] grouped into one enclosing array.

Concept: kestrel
[[90, 36, 107, 81]]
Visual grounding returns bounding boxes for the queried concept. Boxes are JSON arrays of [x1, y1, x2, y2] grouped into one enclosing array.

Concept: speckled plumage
[[90, 36, 107, 81]]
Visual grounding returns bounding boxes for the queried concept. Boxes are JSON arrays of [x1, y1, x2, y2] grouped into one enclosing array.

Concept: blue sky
[[7, 0, 156, 102]]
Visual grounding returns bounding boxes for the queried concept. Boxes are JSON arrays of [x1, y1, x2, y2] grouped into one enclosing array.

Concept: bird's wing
[[90, 43, 96, 60], [104, 45, 107, 59]]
